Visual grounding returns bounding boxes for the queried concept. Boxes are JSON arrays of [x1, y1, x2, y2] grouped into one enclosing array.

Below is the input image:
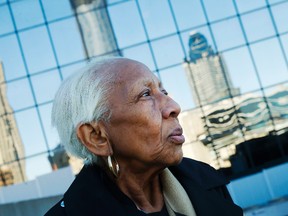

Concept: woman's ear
[[76, 122, 111, 156]]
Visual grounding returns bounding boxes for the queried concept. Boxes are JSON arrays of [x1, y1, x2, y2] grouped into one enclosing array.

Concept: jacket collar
[[63, 158, 242, 216]]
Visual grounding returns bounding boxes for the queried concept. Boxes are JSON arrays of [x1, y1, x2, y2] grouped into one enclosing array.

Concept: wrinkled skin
[[105, 59, 185, 174]]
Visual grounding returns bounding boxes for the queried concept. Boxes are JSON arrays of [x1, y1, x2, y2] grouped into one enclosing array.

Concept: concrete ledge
[[0, 195, 62, 216]]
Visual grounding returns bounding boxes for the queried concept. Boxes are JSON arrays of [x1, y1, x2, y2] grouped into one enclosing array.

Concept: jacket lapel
[[169, 158, 243, 216]]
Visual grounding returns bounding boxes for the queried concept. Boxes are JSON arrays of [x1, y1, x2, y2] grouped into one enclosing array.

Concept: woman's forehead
[[112, 60, 160, 85], [116, 70, 161, 89]]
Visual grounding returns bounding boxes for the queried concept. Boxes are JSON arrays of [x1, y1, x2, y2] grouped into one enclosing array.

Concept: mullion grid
[[0, 0, 288, 180]]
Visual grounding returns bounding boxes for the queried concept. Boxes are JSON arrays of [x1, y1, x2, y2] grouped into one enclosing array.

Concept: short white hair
[[52, 57, 124, 164]]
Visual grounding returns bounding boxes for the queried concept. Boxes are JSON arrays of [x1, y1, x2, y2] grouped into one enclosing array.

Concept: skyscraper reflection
[[184, 32, 240, 106], [0, 62, 26, 186], [70, 0, 121, 58]]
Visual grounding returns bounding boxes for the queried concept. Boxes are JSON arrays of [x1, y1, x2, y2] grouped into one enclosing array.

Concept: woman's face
[[105, 60, 184, 172]]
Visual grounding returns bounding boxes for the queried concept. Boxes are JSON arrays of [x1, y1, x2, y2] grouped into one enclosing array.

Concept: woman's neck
[[116, 170, 164, 213]]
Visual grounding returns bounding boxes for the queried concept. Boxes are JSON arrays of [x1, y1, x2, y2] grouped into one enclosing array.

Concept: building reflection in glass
[[180, 84, 288, 177]]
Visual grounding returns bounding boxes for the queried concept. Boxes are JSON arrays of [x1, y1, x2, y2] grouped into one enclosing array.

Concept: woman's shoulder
[[169, 157, 229, 189]]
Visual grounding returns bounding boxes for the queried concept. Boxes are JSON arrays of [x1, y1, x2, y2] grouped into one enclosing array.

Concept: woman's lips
[[169, 134, 185, 144], [169, 128, 185, 144]]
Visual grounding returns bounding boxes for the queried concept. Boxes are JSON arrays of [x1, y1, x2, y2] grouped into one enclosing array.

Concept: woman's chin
[[167, 152, 184, 166]]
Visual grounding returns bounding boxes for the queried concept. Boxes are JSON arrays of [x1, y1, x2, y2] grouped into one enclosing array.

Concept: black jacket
[[45, 158, 243, 216]]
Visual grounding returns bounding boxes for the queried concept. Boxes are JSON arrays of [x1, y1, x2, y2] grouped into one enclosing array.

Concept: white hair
[[52, 56, 124, 164]]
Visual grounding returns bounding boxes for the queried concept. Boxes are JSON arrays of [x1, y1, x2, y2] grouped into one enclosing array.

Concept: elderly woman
[[45, 57, 242, 216]]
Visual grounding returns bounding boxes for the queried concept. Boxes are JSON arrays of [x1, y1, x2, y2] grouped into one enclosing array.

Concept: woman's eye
[[162, 90, 168, 95], [142, 90, 151, 97]]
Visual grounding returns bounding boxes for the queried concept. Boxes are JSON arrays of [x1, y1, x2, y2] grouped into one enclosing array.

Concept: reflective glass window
[[11, 0, 44, 30], [0, 35, 26, 80], [108, 1, 146, 48], [0, 5, 14, 35], [241, 9, 275, 43], [251, 38, 288, 87], [20, 26, 56, 74], [139, 0, 176, 39]]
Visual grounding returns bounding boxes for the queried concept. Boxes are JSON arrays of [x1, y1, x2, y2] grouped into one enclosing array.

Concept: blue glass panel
[[211, 18, 245, 51], [0, 5, 14, 35], [171, 0, 206, 30], [31, 70, 61, 104], [251, 38, 288, 87], [203, 0, 236, 21], [39, 103, 60, 150], [235, 0, 266, 13], [222, 47, 261, 93], [0, 35, 26, 80], [160, 65, 195, 110], [49, 17, 85, 65], [108, 0, 146, 48], [42, 0, 73, 21], [6, 78, 34, 110], [138, 0, 176, 39], [271, 1, 288, 34], [152, 35, 184, 69], [242, 8, 275, 43], [25, 153, 52, 181], [122, 43, 156, 71], [19, 26, 56, 74], [181, 26, 215, 58], [281, 34, 288, 63], [11, 0, 44, 30], [15, 108, 47, 156], [60, 61, 86, 79]]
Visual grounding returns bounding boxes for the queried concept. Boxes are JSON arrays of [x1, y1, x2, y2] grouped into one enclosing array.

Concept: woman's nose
[[162, 96, 181, 119]]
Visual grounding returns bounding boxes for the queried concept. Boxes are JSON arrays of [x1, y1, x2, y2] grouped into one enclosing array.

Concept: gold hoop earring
[[108, 155, 119, 177]]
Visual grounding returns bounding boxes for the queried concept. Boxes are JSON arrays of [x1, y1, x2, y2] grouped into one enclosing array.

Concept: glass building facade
[[0, 0, 288, 185]]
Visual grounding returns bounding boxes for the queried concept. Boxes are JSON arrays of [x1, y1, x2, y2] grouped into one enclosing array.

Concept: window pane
[[20, 26, 56, 74], [0, 5, 14, 35], [107, 0, 125, 4], [181, 27, 215, 58], [160, 65, 194, 110], [42, 0, 73, 21], [264, 83, 288, 131], [241, 9, 275, 43], [39, 103, 60, 150], [25, 153, 52, 181], [152, 35, 184, 69], [222, 47, 261, 93], [233, 90, 274, 136], [139, 0, 176, 39], [0, 35, 26, 80], [268, 0, 285, 4], [251, 38, 288, 87], [171, 0, 206, 30], [122, 43, 156, 72], [11, 0, 44, 30], [281, 34, 288, 63], [31, 70, 61, 104], [7, 79, 34, 110], [211, 18, 245, 51], [50, 18, 85, 65], [15, 109, 47, 157], [108, 1, 146, 48], [235, 0, 266, 13], [202, 99, 243, 167], [60, 61, 86, 79], [271, 1, 288, 34], [203, 0, 236, 21]]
